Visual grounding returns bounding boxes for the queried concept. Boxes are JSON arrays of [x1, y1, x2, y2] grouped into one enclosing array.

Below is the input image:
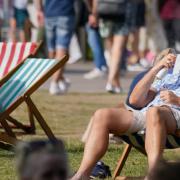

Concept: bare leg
[[52, 49, 67, 82], [48, 51, 55, 59], [104, 36, 113, 53], [19, 30, 26, 42], [130, 30, 140, 63], [81, 116, 94, 143], [72, 108, 134, 180], [145, 106, 176, 172], [108, 35, 128, 87], [24, 19, 32, 41], [82, 104, 126, 143], [9, 18, 17, 42], [104, 37, 113, 67]]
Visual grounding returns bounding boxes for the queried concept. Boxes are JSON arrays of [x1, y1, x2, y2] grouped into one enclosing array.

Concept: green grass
[[0, 91, 179, 179]]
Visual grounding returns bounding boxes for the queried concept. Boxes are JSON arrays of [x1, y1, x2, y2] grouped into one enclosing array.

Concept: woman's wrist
[[150, 66, 163, 75]]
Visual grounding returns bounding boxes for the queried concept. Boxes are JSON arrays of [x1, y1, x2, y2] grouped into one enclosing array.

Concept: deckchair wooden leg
[[113, 144, 132, 179], [25, 96, 56, 140], [0, 115, 35, 134], [6, 116, 34, 134], [0, 119, 16, 138], [27, 105, 36, 133]]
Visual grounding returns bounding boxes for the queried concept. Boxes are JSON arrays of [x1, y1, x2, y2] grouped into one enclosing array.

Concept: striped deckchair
[[0, 42, 42, 134], [113, 71, 180, 179], [0, 42, 41, 79], [113, 133, 180, 179], [0, 55, 68, 150]]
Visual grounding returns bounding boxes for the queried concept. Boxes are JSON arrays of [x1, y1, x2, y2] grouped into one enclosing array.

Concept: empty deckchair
[[113, 71, 180, 179], [0, 55, 68, 150], [0, 42, 41, 78], [0, 42, 42, 133]]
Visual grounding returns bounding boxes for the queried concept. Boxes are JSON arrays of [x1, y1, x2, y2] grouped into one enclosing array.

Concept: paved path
[[41, 61, 139, 93]]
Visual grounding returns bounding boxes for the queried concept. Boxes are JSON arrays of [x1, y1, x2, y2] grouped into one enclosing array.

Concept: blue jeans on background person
[[86, 24, 107, 70]]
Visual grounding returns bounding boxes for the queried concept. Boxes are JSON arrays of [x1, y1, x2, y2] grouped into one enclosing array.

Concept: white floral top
[[141, 73, 180, 112]]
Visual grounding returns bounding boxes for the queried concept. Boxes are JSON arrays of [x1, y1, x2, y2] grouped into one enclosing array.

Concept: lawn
[[0, 91, 179, 179]]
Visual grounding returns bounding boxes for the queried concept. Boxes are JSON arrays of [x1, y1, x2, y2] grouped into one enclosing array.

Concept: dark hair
[[16, 139, 68, 179], [148, 160, 180, 180]]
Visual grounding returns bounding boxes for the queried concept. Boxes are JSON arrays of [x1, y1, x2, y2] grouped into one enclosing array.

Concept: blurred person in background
[[74, 0, 107, 80], [127, 0, 148, 71], [158, 0, 180, 53], [0, 0, 4, 41], [9, 0, 32, 41], [35, 0, 75, 95], [83, 0, 108, 80], [144, 0, 168, 66], [16, 139, 68, 180], [97, 0, 135, 93]]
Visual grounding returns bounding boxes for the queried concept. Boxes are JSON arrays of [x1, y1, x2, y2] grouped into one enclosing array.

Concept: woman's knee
[[146, 106, 177, 133], [146, 107, 166, 126], [93, 108, 113, 127]]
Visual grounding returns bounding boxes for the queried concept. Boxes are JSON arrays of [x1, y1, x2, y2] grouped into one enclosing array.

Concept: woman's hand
[[153, 53, 176, 71], [160, 90, 180, 106]]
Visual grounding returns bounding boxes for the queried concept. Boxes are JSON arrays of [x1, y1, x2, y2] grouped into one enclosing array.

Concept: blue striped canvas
[[120, 133, 180, 150], [0, 58, 56, 113]]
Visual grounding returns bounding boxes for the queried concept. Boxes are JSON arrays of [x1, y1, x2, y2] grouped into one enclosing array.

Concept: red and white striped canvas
[[0, 42, 38, 79]]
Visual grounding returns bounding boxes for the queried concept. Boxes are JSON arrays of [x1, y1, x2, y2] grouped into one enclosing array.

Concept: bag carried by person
[[97, 0, 127, 21]]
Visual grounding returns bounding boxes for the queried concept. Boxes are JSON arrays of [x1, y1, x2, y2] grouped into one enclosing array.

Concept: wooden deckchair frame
[[0, 55, 69, 150], [112, 123, 180, 179], [0, 41, 43, 134], [113, 143, 146, 179]]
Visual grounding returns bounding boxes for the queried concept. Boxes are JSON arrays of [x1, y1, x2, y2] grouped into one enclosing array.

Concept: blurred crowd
[[0, 0, 180, 95]]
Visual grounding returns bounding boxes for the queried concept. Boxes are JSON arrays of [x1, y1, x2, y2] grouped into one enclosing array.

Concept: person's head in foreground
[[148, 160, 180, 180], [16, 139, 68, 180], [71, 48, 180, 180]]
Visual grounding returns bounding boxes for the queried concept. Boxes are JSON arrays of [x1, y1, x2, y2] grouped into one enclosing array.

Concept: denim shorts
[[45, 16, 75, 51]]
